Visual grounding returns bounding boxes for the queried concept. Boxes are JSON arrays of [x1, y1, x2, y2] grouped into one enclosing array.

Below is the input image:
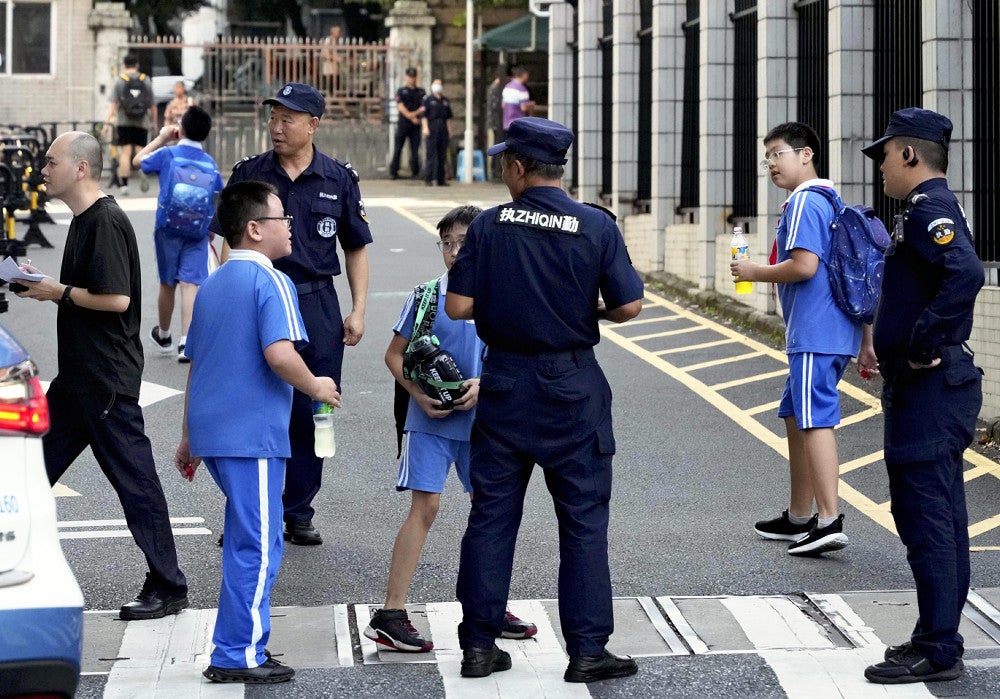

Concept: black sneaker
[[149, 326, 172, 355], [787, 514, 849, 556], [865, 647, 964, 684], [364, 608, 433, 652], [754, 510, 816, 541], [501, 610, 538, 639], [203, 657, 294, 684]]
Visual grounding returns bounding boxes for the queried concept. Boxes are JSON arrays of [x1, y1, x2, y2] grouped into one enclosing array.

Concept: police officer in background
[[421, 78, 452, 187], [446, 117, 644, 683], [859, 108, 983, 685], [213, 83, 373, 546], [388, 67, 425, 180]]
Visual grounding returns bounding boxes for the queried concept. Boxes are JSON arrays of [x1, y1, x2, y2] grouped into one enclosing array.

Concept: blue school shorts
[[778, 352, 851, 430], [154, 230, 210, 286], [396, 430, 472, 494]]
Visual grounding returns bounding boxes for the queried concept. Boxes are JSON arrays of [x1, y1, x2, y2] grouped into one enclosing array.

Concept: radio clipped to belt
[[402, 279, 467, 410]]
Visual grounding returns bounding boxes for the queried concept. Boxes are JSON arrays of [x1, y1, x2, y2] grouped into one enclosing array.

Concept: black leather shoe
[[460, 644, 512, 678], [120, 581, 189, 621], [865, 648, 964, 684], [564, 650, 638, 683], [284, 519, 322, 545], [203, 657, 295, 684]]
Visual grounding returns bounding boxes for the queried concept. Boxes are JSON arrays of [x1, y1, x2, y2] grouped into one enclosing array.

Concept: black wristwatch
[[61, 285, 74, 306]]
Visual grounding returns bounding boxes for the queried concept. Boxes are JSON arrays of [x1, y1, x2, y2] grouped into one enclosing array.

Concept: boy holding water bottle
[[174, 181, 340, 684], [364, 205, 536, 653], [729, 122, 862, 556]]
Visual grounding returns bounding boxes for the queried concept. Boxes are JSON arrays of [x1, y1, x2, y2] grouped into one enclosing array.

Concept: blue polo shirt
[[776, 179, 861, 356], [213, 148, 373, 284], [394, 273, 483, 441], [448, 186, 645, 354], [186, 249, 308, 458], [140, 140, 224, 234]]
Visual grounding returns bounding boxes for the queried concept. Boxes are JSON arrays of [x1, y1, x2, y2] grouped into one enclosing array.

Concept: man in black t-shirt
[[17, 132, 189, 621]]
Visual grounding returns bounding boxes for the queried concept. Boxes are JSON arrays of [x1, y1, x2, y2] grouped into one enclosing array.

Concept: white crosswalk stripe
[[84, 591, 1000, 696]]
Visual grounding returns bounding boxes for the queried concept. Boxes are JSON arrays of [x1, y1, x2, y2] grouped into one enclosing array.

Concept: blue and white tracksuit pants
[[204, 456, 285, 668]]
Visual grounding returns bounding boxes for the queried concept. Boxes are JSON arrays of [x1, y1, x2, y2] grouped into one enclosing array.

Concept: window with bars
[[730, 1, 757, 220], [872, 1, 921, 226], [600, 0, 613, 198], [636, 0, 652, 208], [972, 0, 998, 266], [0, 1, 52, 74], [795, 0, 829, 179], [678, 0, 699, 214]]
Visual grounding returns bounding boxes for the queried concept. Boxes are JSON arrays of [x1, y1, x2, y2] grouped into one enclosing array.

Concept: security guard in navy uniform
[[389, 67, 425, 180], [211, 83, 373, 545], [446, 117, 644, 683], [421, 79, 452, 186], [859, 108, 983, 685]]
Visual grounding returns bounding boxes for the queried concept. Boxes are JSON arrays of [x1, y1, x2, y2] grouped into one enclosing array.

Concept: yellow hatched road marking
[[630, 325, 704, 342], [607, 291, 998, 542], [622, 313, 685, 326]]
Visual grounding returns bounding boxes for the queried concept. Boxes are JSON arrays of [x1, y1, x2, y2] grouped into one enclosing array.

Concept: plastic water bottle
[[731, 226, 753, 295], [313, 402, 336, 458]]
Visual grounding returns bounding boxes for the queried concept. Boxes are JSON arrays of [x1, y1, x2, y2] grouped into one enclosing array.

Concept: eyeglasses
[[436, 240, 463, 252], [254, 215, 294, 229], [759, 148, 804, 170]]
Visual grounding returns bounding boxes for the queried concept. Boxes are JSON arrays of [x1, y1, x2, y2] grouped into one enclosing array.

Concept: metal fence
[[678, 0, 700, 215], [600, 1, 614, 199], [796, 0, 829, 179], [125, 36, 413, 178], [972, 0, 999, 266], [730, 1, 758, 222], [636, 0, 653, 209]]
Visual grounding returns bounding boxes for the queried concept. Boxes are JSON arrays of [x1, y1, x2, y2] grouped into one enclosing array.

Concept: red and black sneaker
[[501, 610, 538, 639], [364, 608, 433, 652]]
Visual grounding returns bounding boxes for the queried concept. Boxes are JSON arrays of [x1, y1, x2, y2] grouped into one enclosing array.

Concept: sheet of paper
[[0, 256, 45, 283]]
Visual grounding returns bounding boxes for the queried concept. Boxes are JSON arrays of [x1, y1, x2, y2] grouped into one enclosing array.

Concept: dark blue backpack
[[805, 186, 891, 324], [161, 156, 218, 241]]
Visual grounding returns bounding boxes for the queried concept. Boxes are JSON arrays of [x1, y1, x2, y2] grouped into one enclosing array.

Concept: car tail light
[[0, 360, 49, 436]]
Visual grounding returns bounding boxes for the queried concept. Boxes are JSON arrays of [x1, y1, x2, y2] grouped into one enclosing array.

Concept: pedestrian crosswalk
[[81, 589, 1000, 697]]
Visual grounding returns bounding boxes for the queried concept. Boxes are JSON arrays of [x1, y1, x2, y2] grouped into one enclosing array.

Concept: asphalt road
[[3, 185, 1000, 698]]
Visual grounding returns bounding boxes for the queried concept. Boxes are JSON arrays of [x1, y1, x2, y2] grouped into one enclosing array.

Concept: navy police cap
[[263, 82, 326, 118], [862, 107, 952, 160], [487, 117, 573, 165]]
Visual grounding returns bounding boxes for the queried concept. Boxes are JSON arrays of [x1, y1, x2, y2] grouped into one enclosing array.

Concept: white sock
[[788, 512, 813, 525], [818, 515, 838, 528]]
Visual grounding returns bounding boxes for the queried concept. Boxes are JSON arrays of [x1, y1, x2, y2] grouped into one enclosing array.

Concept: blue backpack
[[161, 156, 218, 241], [805, 186, 891, 324]]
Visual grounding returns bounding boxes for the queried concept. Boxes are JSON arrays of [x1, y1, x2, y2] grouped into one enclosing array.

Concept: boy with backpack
[[729, 122, 862, 556], [101, 54, 153, 195], [364, 205, 536, 652], [134, 105, 224, 362]]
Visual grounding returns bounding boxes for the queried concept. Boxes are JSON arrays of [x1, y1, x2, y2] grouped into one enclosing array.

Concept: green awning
[[475, 14, 549, 52]]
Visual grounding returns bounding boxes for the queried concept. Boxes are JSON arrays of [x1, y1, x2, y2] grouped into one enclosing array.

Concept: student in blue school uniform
[[365, 205, 537, 653], [175, 180, 341, 684]]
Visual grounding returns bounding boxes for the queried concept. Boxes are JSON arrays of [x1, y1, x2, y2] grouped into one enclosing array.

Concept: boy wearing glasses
[[730, 122, 861, 556], [365, 206, 536, 652], [175, 181, 341, 683], [134, 105, 224, 362]]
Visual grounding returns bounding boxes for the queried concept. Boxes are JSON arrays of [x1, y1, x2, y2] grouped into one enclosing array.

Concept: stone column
[[612, 0, 639, 215], [576, 0, 602, 203], [386, 1, 435, 79], [88, 2, 132, 122], [548, 2, 575, 184]]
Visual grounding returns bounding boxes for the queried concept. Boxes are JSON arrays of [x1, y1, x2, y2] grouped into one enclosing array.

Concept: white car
[[0, 322, 82, 699]]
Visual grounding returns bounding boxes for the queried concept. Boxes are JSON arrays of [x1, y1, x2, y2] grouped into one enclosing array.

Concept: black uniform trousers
[[43, 383, 187, 593], [456, 347, 616, 658], [882, 345, 981, 667], [424, 121, 449, 185], [390, 119, 421, 178], [283, 281, 345, 525]]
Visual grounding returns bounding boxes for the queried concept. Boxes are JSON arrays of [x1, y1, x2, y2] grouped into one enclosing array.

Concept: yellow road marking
[[630, 325, 703, 342], [623, 313, 685, 326], [605, 290, 999, 544]]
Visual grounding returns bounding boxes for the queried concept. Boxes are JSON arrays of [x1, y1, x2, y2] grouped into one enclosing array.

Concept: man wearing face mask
[[421, 79, 452, 187]]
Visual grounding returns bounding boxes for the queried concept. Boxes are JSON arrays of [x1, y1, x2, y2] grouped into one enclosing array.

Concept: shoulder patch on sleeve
[[343, 161, 360, 182], [929, 218, 956, 246]]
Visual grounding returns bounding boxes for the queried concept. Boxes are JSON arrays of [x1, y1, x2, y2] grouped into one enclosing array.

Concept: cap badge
[[283, 86, 292, 96]]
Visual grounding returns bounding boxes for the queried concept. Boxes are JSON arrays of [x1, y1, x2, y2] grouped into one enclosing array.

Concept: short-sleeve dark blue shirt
[[448, 186, 644, 354], [395, 85, 426, 113], [422, 94, 452, 123], [214, 148, 373, 284], [873, 178, 983, 363]]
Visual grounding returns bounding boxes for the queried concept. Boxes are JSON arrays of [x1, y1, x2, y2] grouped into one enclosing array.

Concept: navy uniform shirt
[[873, 177, 983, 364], [448, 186, 644, 354], [395, 85, 426, 114], [214, 148, 373, 284], [423, 94, 452, 123]]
